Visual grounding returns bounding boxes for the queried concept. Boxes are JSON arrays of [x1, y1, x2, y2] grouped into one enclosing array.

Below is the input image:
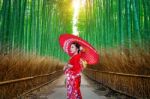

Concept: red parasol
[[59, 33, 99, 65]]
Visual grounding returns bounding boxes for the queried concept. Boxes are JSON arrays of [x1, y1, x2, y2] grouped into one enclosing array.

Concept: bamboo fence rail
[[83, 68, 150, 99], [0, 70, 63, 99], [0, 70, 62, 86]]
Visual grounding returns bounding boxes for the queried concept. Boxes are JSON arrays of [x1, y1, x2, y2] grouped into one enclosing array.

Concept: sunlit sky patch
[[72, 0, 86, 36]]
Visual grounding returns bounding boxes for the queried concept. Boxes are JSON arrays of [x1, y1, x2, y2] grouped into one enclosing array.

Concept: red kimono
[[64, 53, 83, 99]]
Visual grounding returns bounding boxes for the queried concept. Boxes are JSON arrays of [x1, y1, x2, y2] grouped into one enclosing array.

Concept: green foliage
[[78, 0, 150, 52], [0, 0, 73, 62], [0, 0, 149, 62]]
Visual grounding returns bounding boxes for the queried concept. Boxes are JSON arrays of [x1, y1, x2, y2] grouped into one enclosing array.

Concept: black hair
[[71, 42, 81, 54]]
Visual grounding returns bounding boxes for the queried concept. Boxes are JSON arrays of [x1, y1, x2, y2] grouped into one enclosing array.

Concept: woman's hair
[[71, 42, 81, 54]]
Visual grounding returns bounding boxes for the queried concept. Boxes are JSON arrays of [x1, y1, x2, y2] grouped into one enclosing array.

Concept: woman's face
[[70, 44, 78, 54]]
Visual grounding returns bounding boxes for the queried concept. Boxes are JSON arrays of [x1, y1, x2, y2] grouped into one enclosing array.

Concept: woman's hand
[[63, 63, 73, 71], [67, 63, 73, 68]]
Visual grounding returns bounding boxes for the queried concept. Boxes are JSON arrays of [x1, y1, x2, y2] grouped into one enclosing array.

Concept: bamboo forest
[[0, 0, 150, 99]]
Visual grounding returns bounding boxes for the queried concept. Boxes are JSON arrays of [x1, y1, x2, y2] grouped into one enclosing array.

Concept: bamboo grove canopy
[[0, 0, 150, 62], [0, 0, 73, 61], [78, 0, 150, 51]]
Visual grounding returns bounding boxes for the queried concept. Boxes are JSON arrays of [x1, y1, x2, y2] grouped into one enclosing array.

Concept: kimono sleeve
[[73, 55, 83, 74]]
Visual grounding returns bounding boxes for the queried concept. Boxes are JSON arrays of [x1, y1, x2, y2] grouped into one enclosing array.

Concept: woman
[[63, 42, 87, 99]]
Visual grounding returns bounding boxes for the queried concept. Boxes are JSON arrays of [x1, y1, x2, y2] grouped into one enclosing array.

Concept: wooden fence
[[0, 70, 63, 99], [83, 68, 150, 99]]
